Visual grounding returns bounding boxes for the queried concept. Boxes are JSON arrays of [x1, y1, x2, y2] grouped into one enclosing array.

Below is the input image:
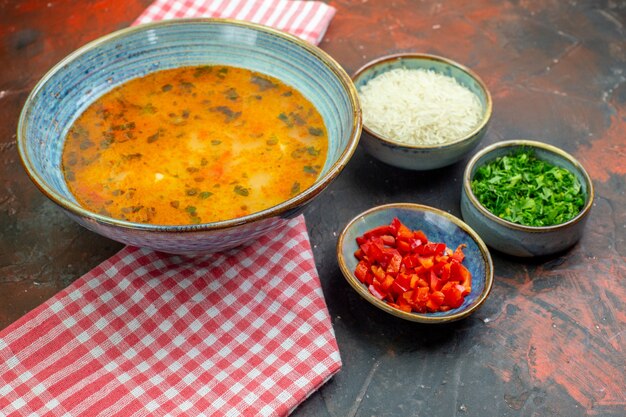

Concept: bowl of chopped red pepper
[[337, 203, 493, 323]]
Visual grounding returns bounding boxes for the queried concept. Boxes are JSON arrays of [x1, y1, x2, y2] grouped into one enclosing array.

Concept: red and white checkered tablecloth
[[0, 1, 341, 415], [134, 0, 336, 44], [0, 216, 341, 416]]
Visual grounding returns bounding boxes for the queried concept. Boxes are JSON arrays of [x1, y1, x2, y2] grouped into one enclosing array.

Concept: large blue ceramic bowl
[[337, 203, 493, 323], [17, 19, 362, 254], [461, 140, 594, 257], [352, 53, 491, 170]]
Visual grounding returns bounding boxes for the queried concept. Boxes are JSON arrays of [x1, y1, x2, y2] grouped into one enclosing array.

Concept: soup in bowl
[[18, 19, 362, 254]]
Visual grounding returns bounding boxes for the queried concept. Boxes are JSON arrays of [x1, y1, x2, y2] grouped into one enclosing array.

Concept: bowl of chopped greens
[[461, 140, 594, 257]]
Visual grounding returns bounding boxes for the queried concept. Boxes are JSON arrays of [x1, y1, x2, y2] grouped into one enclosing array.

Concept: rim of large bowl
[[336, 203, 494, 323], [352, 52, 492, 150], [463, 139, 595, 232], [17, 18, 362, 233]]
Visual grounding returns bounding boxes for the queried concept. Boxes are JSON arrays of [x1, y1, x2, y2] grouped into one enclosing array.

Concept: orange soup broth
[[62, 66, 328, 225]]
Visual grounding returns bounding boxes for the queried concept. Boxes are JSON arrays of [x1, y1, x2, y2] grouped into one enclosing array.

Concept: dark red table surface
[[1, 1, 625, 416]]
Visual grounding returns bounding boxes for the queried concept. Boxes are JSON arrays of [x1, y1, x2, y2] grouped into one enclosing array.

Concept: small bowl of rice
[[352, 53, 492, 170]]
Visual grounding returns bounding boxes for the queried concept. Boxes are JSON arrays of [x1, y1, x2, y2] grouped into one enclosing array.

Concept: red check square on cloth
[[0, 1, 340, 416]]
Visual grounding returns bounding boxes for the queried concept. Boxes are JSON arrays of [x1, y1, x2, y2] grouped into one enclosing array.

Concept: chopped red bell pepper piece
[[394, 221, 413, 241], [396, 239, 411, 254], [418, 255, 434, 269], [355, 260, 369, 283], [353, 217, 472, 314], [371, 265, 386, 281], [368, 284, 385, 300], [387, 253, 402, 275], [380, 274, 395, 291], [451, 244, 467, 263], [381, 235, 395, 246], [390, 280, 409, 297], [363, 225, 392, 239], [430, 291, 445, 306]]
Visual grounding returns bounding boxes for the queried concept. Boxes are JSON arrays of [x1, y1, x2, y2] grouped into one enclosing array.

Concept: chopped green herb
[[100, 137, 114, 149], [193, 65, 213, 78], [170, 201, 180, 209], [277, 112, 292, 127], [179, 81, 195, 92], [95, 106, 111, 120], [224, 88, 239, 101], [291, 182, 301, 196], [80, 140, 95, 150], [185, 205, 197, 214], [66, 152, 78, 166], [291, 112, 306, 126], [146, 132, 160, 143], [199, 191, 213, 199], [308, 127, 323, 136], [80, 153, 100, 165], [217, 67, 229, 79], [251, 75, 277, 91], [303, 166, 318, 175], [121, 205, 143, 214], [186, 188, 198, 196], [213, 106, 241, 123], [111, 122, 136, 131], [161, 84, 173, 92], [266, 136, 278, 146], [211, 140, 222, 145], [234, 185, 250, 196], [306, 146, 320, 156], [471, 149, 586, 227], [70, 124, 89, 139], [121, 153, 142, 161], [142, 103, 157, 114]]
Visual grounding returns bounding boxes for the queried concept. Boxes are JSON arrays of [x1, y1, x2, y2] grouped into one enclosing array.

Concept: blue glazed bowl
[[17, 19, 362, 254], [352, 53, 492, 170], [337, 203, 493, 323], [461, 140, 594, 257]]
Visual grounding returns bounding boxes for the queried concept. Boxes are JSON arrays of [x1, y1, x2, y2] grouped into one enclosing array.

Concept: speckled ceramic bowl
[[337, 203, 493, 323], [17, 18, 362, 254], [461, 140, 594, 257], [352, 53, 492, 170]]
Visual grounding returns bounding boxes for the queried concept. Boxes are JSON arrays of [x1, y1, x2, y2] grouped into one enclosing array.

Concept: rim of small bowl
[[463, 140, 595, 232], [336, 203, 494, 323], [352, 52, 492, 150], [17, 18, 362, 233]]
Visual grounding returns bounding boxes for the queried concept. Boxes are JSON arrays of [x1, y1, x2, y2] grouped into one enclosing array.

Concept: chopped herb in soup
[[61, 66, 328, 224]]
